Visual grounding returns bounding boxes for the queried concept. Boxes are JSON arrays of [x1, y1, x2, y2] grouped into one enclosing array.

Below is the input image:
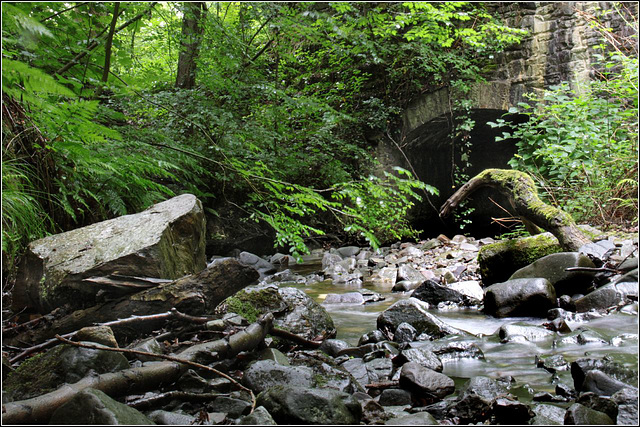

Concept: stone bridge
[[377, 2, 637, 237]]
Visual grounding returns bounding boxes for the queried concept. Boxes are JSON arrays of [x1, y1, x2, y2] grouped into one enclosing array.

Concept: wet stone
[[564, 403, 615, 425]]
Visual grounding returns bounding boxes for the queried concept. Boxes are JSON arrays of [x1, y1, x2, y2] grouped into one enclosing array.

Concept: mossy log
[[1, 314, 273, 425], [5, 259, 258, 347], [440, 169, 591, 251]]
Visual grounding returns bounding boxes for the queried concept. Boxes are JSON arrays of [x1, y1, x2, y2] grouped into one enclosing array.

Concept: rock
[[412, 339, 484, 362], [289, 350, 362, 394], [448, 376, 508, 423], [75, 326, 119, 348], [210, 396, 252, 417], [579, 240, 616, 264], [324, 260, 363, 285], [238, 251, 276, 278], [531, 403, 566, 424], [147, 410, 196, 425], [398, 264, 425, 282], [49, 388, 154, 425], [582, 369, 635, 396], [256, 385, 361, 425], [484, 278, 556, 318], [392, 280, 422, 292], [394, 322, 417, 343], [446, 280, 483, 304], [509, 252, 596, 296], [256, 348, 290, 366], [492, 397, 535, 424], [269, 253, 296, 266], [564, 403, 614, 425], [128, 338, 163, 362], [399, 362, 455, 400], [322, 252, 343, 269], [385, 411, 438, 424], [336, 246, 361, 258], [394, 347, 443, 372], [242, 360, 314, 394], [571, 358, 638, 392], [536, 354, 570, 374], [576, 392, 618, 419], [612, 387, 639, 425], [498, 323, 554, 343], [235, 406, 277, 425], [574, 281, 638, 312], [377, 298, 468, 340], [3, 342, 129, 401], [218, 284, 335, 344], [411, 279, 465, 306], [324, 292, 365, 304], [378, 389, 412, 406], [341, 357, 393, 390], [370, 267, 398, 288], [318, 339, 350, 358], [358, 330, 387, 346], [14, 194, 206, 313], [477, 232, 562, 285]]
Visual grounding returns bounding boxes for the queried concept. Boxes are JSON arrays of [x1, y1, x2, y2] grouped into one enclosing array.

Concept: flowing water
[[286, 253, 639, 402]]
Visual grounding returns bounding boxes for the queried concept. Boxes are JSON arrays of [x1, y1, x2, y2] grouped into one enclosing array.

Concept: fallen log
[[1, 313, 273, 425], [439, 169, 591, 251], [5, 259, 259, 347]]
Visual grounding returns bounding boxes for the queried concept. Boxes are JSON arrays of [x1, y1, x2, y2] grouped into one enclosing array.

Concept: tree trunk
[[4, 259, 258, 347], [1, 314, 273, 425], [440, 169, 592, 251], [175, 2, 207, 89], [100, 2, 120, 84]]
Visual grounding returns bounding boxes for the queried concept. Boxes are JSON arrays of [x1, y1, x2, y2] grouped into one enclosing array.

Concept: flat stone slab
[[14, 194, 206, 313]]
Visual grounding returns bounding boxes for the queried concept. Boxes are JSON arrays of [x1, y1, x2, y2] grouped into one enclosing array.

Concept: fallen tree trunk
[[5, 259, 258, 347], [2, 313, 273, 425], [440, 169, 591, 251]]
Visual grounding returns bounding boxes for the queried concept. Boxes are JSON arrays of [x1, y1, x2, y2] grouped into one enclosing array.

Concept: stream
[[284, 251, 639, 403]]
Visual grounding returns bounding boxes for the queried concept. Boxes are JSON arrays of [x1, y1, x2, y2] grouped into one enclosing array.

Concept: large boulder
[[217, 284, 335, 343], [376, 298, 468, 340], [484, 278, 556, 318], [509, 252, 596, 296], [256, 385, 361, 425], [14, 194, 206, 313]]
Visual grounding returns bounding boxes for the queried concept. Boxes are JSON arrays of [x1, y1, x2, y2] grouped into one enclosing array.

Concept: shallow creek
[[284, 252, 639, 402]]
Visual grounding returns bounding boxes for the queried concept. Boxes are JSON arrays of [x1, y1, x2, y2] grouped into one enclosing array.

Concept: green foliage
[[489, 50, 638, 225]]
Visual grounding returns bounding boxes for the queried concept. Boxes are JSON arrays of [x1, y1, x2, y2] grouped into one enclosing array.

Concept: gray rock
[[392, 280, 422, 292], [531, 403, 566, 424], [582, 369, 636, 396], [256, 348, 289, 366], [377, 298, 467, 340], [238, 251, 276, 278], [210, 396, 252, 417], [571, 358, 638, 392], [498, 323, 554, 343], [318, 339, 350, 357], [324, 292, 365, 304], [509, 252, 596, 296], [242, 360, 314, 394], [358, 330, 386, 346], [336, 246, 361, 258], [147, 410, 196, 425], [612, 387, 639, 425], [128, 338, 163, 362], [492, 397, 534, 424], [385, 411, 438, 424], [398, 264, 425, 282], [576, 392, 618, 419], [399, 362, 455, 399], [446, 280, 483, 304], [4, 343, 130, 401], [14, 194, 206, 313], [256, 385, 361, 425], [370, 267, 398, 288], [484, 278, 556, 318], [448, 376, 508, 423], [579, 240, 616, 263], [378, 389, 412, 406], [564, 403, 614, 424], [74, 326, 119, 348], [574, 281, 638, 312], [235, 406, 277, 425], [50, 388, 154, 424], [412, 339, 484, 362], [341, 357, 393, 390], [411, 279, 465, 306], [394, 322, 417, 344], [394, 347, 443, 372]]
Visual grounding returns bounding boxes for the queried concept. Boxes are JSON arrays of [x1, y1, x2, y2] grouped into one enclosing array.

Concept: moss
[[225, 296, 262, 323], [222, 285, 285, 323], [4, 346, 66, 400]]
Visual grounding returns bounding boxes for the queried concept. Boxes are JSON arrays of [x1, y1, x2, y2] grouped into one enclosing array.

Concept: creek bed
[[286, 253, 639, 404]]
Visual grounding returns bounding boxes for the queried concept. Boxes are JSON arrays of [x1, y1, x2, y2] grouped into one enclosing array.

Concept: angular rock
[[49, 388, 154, 425], [564, 403, 614, 425], [322, 252, 343, 269], [218, 284, 335, 344], [377, 298, 467, 339], [571, 358, 638, 392], [75, 326, 119, 348], [238, 252, 276, 278], [446, 280, 484, 304], [378, 389, 412, 406], [492, 397, 534, 424], [394, 322, 417, 344], [412, 339, 484, 362], [236, 406, 277, 425], [242, 360, 314, 394], [14, 194, 206, 313], [612, 387, 639, 425], [148, 410, 196, 425], [399, 362, 455, 400], [336, 246, 361, 258], [392, 280, 422, 292], [509, 252, 596, 296], [385, 412, 438, 425], [370, 267, 398, 288], [256, 385, 361, 425], [484, 278, 556, 318], [398, 264, 426, 282], [411, 279, 465, 306], [577, 392, 618, 419], [531, 403, 566, 425], [574, 281, 638, 312], [318, 339, 350, 358], [210, 396, 252, 417], [579, 240, 616, 265], [448, 376, 507, 423], [498, 323, 554, 343], [582, 369, 635, 396], [394, 347, 443, 372], [4, 343, 129, 401]]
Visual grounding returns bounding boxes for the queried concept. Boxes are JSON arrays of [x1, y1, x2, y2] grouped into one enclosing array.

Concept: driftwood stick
[[127, 391, 229, 410], [440, 169, 591, 251], [2, 313, 273, 424]]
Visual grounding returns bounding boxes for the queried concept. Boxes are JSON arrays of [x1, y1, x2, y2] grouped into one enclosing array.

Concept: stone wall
[[378, 2, 637, 237]]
